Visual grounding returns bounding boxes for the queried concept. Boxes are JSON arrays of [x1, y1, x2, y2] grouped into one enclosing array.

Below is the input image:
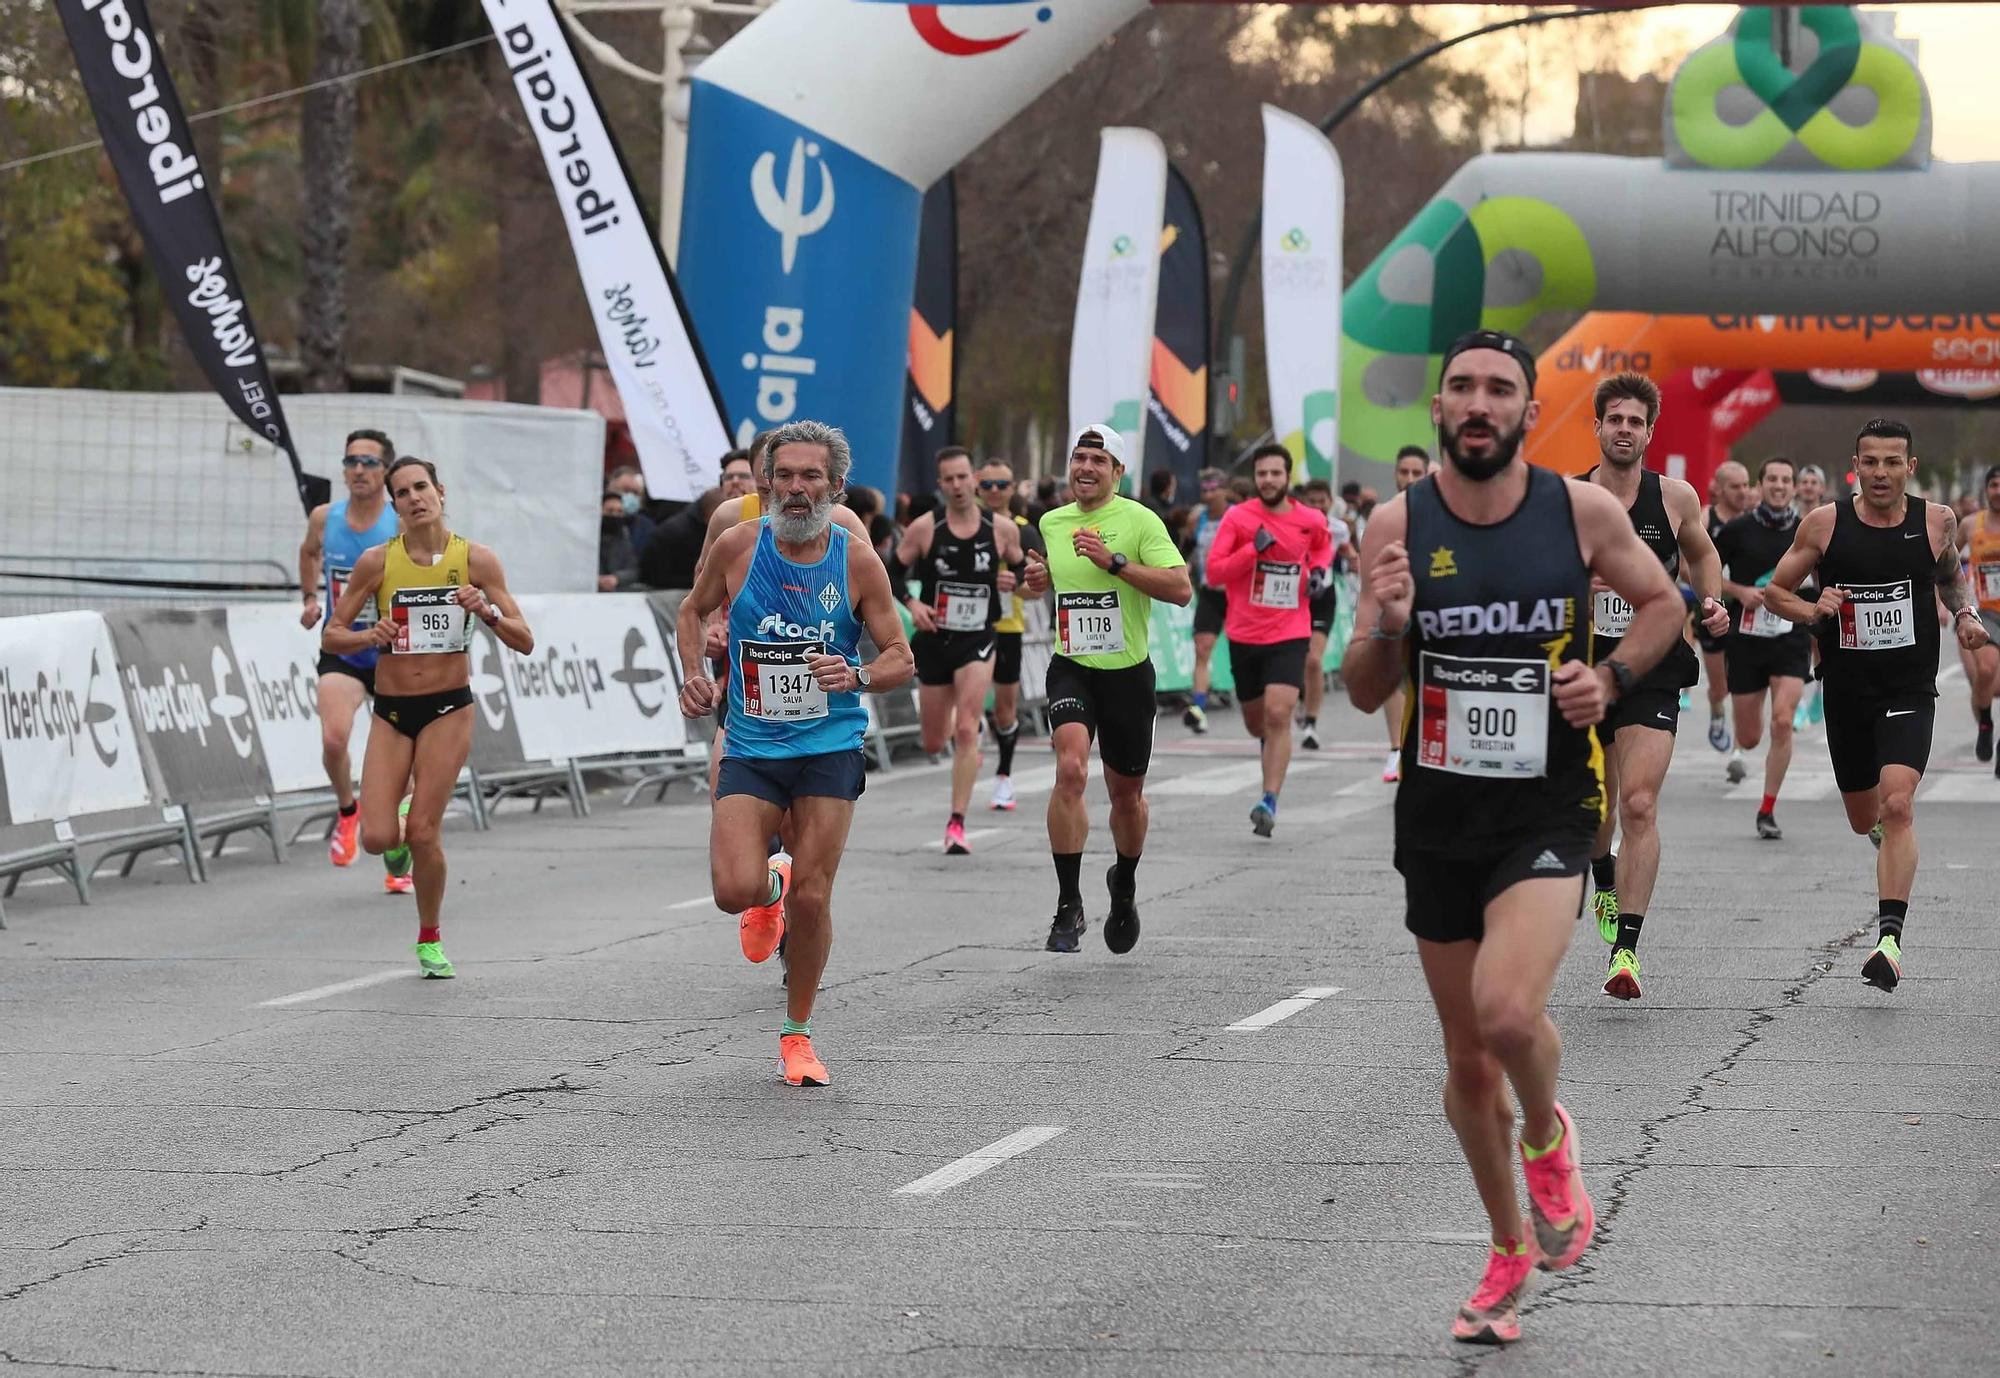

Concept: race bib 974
[[1836, 581, 1916, 651], [391, 586, 471, 655], [1251, 560, 1302, 610], [1416, 652, 1550, 779], [1738, 602, 1790, 638]]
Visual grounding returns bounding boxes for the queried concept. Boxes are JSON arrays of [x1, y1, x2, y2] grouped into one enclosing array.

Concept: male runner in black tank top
[[892, 446, 1023, 854], [1344, 330, 1686, 1347], [1575, 373, 1729, 1002], [1764, 418, 1989, 993], [1699, 461, 1752, 751]]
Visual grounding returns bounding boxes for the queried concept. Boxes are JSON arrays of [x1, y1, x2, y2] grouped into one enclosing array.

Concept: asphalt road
[[3, 691, 1996, 1377]]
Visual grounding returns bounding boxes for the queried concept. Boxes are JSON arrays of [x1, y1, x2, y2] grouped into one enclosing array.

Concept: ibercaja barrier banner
[[57, 0, 324, 513], [898, 173, 957, 501], [1143, 163, 1209, 495], [505, 595, 686, 762], [0, 613, 154, 825], [222, 604, 366, 796], [465, 618, 531, 774], [104, 609, 274, 806], [480, 0, 731, 503]]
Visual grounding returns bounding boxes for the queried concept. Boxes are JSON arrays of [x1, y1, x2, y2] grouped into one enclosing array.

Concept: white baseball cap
[[1069, 423, 1128, 467]]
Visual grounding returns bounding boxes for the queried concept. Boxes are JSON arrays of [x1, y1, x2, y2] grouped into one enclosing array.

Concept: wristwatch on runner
[[1107, 553, 1129, 578], [1604, 657, 1635, 701], [855, 663, 873, 690]]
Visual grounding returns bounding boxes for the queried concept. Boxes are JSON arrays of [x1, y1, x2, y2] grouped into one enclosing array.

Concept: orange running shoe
[[384, 873, 414, 895], [740, 852, 789, 963], [779, 1032, 828, 1087], [329, 810, 359, 867]]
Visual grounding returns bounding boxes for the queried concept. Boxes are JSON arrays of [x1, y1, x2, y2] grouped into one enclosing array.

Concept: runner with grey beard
[[677, 421, 913, 1088]]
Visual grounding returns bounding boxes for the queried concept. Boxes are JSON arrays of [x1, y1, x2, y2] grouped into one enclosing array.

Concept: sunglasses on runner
[[341, 454, 384, 469], [979, 479, 1013, 490]]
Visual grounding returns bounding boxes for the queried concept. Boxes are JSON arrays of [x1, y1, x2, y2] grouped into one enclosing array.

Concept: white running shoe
[[1725, 749, 1747, 784], [1383, 750, 1401, 784], [989, 775, 1017, 811]]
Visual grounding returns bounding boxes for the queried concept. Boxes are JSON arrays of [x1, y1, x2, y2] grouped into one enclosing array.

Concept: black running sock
[[1590, 853, 1617, 890], [1878, 899, 1908, 943], [995, 722, 1019, 777], [1615, 913, 1644, 952], [1982, 707, 1993, 727], [950, 812, 965, 829], [1112, 851, 1140, 896], [1054, 852, 1083, 911], [339, 801, 358, 818]]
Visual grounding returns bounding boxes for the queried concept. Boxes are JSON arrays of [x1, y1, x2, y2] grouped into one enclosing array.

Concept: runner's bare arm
[[1763, 505, 1838, 624], [1929, 505, 1989, 648], [462, 544, 534, 655], [321, 546, 388, 656], [1109, 550, 1191, 605], [679, 523, 753, 689], [893, 513, 937, 630], [1342, 494, 1410, 713], [1667, 477, 1729, 635], [298, 503, 329, 628], [808, 540, 914, 693], [1574, 480, 1682, 682]]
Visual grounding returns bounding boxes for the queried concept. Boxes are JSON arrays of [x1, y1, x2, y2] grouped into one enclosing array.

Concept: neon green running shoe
[[1868, 822, 1885, 851], [1861, 934, 1901, 993], [383, 796, 413, 878], [415, 940, 454, 979], [1603, 947, 1642, 1001], [1591, 887, 1619, 945]]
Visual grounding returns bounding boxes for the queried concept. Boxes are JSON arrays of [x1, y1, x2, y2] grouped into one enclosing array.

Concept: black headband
[[1439, 329, 1538, 394]]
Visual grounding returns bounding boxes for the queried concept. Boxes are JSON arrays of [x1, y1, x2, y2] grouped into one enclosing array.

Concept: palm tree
[[299, 0, 362, 392]]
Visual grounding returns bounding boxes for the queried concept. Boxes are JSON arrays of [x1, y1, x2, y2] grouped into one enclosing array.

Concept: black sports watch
[[1107, 553, 1130, 578], [855, 663, 873, 690], [1604, 657, 1636, 701]]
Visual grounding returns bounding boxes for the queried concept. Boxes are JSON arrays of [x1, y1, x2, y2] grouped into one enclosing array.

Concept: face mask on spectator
[[619, 492, 641, 516]]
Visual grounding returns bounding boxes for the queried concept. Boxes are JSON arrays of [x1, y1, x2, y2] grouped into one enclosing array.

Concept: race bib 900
[[1416, 652, 1550, 779], [1056, 590, 1124, 656], [739, 639, 827, 720], [391, 586, 471, 655], [1836, 581, 1916, 651]]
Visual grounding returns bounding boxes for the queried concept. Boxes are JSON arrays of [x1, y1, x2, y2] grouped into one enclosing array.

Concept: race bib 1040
[[1056, 590, 1124, 657], [1836, 581, 1916, 651], [1592, 590, 1632, 639], [1416, 652, 1551, 779], [739, 639, 828, 720], [391, 586, 471, 655]]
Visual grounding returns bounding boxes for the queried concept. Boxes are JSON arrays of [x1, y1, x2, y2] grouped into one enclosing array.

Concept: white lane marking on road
[[1002, 765, 1059, 799], [1149, 760, 1324, 798], [1911, 772, 2000, 803], [1225, 986, 1343, 1032], [666, 895, 717, 911], [894, 1126, 1066, 1196], [259, 969, 411, 1007], [1724, 770, 1839, 802]]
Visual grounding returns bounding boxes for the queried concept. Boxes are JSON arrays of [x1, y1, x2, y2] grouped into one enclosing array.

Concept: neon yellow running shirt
[[1037, 495, 1184, 671]]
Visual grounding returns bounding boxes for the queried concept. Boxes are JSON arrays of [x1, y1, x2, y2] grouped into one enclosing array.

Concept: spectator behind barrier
[[719, 450, 757, 501], [1145, 468, 1177, 521], [608, 464, 662, 545], [639, 487, 724, 590], [599, 490, 642, 591]]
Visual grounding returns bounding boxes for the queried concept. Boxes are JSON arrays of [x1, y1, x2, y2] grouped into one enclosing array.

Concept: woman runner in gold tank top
[[322, 456, 534, 980]]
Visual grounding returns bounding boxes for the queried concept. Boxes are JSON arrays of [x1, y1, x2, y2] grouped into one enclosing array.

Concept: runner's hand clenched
[[1367, 540, 1415, 633], [1812, 586, 1847, 623], [680, 674, 718, 719], [804, 650, 857, 692], [300, 598, 322, 631], [1553, 660, 1608, 729], [1021, 549, 1050, 596], [1700, 596, 1731, 638]]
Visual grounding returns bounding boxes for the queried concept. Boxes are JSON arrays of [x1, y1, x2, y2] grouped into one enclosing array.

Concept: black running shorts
[[913, 629, 997, 687], [1193, 585, 1227, 638], [373, 686, 473, 741], [317, 651, 375, 695], [1397, 829, 1593, 945], [1821, 680, 1935, 795], [1599, 684, 1681, 739], [1309, 584, 1340, 636], [1725, 634, 1811, 695], [1044, 654, 1157, 778], [993, 630, 1023, 687], [1227, 637, 1309, 702]]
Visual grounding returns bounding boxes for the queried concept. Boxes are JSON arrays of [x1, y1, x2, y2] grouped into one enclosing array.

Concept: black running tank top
[[1813, 497, 1941, 696], [1396, 467, 1604, 848], [916, 508, 1001, 634], [1584, 467, 1696, 687]]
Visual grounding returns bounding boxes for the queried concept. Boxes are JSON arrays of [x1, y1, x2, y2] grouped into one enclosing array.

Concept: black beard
[[1440, 418, 1524, 482], [1259, 491, 1287, 509]]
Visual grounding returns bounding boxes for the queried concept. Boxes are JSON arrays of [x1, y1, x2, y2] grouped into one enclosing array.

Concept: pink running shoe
[[1451, 1238, 1535, 1344], [1522, 1102, 1595, 1270], [943, 818, 971, 855]]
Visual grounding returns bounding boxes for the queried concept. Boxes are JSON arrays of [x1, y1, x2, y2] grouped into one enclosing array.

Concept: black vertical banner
[[59, 0, 325, 513], [898, 174, 957, 500], [1143, 163, 1209, 495]]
